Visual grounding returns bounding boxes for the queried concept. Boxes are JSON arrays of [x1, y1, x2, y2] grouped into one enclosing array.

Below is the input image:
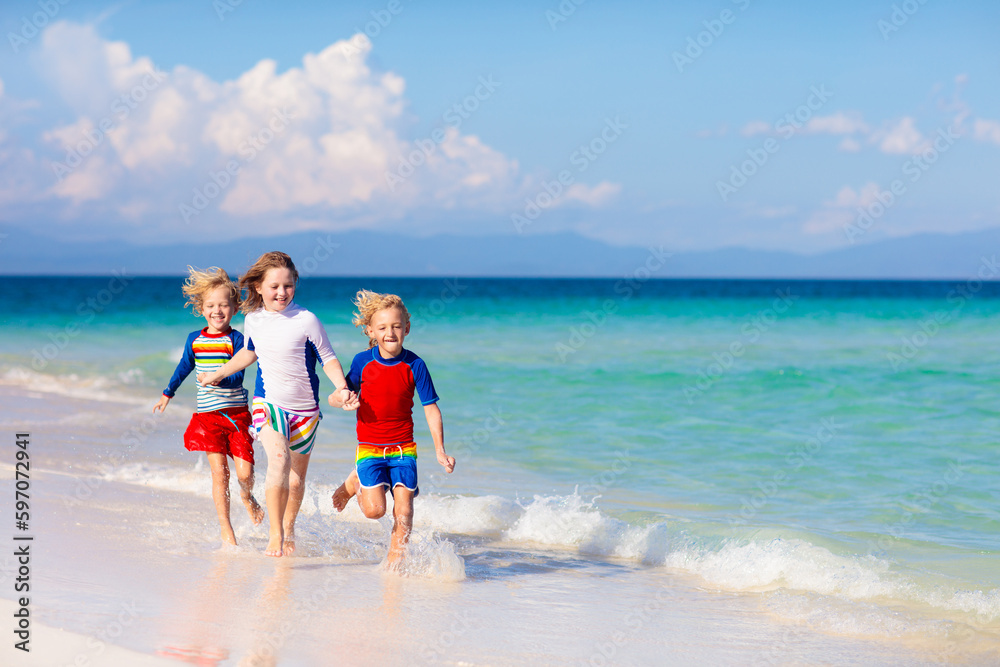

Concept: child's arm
[[323, 359, 359, 411], [424, 403, 454, 473], [302, 312, 358, 411], [154, 333, 196, 413], [198, 348, 257, 386]]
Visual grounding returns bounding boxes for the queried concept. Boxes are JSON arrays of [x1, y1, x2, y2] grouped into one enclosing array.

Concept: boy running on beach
[[154, 267, 264, 546], [331, 290, 455, 569]]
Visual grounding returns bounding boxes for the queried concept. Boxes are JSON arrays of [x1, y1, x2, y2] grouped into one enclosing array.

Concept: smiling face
[[366, 306, 409, 358], [201, 285, 235, 334], [255, 267, 296, 312]]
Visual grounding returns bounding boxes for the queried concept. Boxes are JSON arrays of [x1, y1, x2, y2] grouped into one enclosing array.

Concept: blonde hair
[[181, 266, 240, 316], [352, 290, 410, 349], [238, 251, 298, 314]]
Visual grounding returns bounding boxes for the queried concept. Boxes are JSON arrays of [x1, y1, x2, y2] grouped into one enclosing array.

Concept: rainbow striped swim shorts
[[251, 398, 322, 455], [356, 442, 418, 494]]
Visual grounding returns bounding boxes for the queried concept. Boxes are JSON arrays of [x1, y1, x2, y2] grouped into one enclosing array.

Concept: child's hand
[[437, 451, 455, 474], [197, 371, 219, 386], [341, 389, 360, 411], [153, 395, 171, 413], [328, 387, 359, 410]]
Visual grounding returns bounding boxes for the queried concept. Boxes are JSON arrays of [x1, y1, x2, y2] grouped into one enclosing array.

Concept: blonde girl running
[[200, 252, 358, 556]]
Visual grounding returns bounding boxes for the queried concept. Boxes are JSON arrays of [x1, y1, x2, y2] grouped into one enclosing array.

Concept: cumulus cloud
[[874, 117, 926, 154], [6, 21, 618, 240], [973, 119, 1000, 145], [802, 182, 882, 235]]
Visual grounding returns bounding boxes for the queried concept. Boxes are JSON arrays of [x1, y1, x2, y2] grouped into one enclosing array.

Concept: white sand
[[0, 598, 174, 666]]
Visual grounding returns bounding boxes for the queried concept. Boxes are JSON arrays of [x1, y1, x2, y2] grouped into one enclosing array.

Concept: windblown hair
[[352, 290, 410, 349], [181, 266, 240, 316], [238, 251, 298, 314]]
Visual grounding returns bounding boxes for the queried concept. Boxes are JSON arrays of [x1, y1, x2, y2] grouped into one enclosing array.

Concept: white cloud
[[832, 183, 882, 208], [37, 22, 156, 118], [740, 112, 868, 139], [973, 119, 1000, 145], [43, 118, 120, 202], [802, 182, 881, 235], [562, 181, 622, 207], [875, 117, 926, 154], [8, 22, 618, 239], [804, 112, 868, 135]]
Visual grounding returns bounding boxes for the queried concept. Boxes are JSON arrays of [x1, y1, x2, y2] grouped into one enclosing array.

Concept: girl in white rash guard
[[200, 251, 359, 557]]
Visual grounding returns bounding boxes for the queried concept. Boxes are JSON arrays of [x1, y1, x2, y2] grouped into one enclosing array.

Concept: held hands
[[437, 450, 456, 474], [197, 371, 221, 386], [153, 395, 171, 413], [328, 387, 360, 411]]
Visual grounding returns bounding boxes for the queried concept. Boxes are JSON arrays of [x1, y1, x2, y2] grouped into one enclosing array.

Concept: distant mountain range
[[4, 227, 1000, 279]]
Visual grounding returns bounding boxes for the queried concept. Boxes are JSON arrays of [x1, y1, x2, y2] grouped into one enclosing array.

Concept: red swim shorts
[[183, 407, 255, 464]]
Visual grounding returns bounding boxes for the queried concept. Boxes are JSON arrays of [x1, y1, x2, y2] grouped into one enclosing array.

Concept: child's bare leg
[[281, 451, 311, 556], [386, 486, 414, 570], [233, 456, 264, 525], [332, 469, 360, 511], [259, 424, 292, 557], [207, 453, 237, 546], [357, 484, 388, 520]]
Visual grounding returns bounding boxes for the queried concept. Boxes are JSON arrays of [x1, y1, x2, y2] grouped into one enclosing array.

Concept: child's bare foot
[[385, 537, 408, 572], [383, 551, 405, 574], [243, 495, 265, 525], [331, 482, 352, 512], [264, 535, 283, 557], [283, 537, 296, 557], [332, 470, 360, 512], [222, 529, 238, 547]]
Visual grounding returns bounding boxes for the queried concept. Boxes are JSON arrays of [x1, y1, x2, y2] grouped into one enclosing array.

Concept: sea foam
[[93, 462, 1000, 625], [1, 365, 151, 405]]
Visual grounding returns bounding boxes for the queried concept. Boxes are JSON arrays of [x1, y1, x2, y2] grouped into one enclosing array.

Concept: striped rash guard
[[244, 302, 338, 413], [163, 328, 249, 412]]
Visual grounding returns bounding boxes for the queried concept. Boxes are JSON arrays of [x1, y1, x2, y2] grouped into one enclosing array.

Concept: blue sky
[[1, 0, 997, 254]]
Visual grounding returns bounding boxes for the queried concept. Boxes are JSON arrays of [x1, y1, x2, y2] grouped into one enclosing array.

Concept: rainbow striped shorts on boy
[[251, 398, 322, 455], [355, 442, 418, 494]]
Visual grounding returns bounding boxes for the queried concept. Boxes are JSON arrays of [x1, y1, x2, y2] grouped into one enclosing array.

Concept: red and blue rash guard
[[345, 347, 439, 446]]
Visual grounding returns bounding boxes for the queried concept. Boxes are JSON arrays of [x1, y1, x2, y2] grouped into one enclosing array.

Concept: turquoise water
[[3, 276, 1000, 640]]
